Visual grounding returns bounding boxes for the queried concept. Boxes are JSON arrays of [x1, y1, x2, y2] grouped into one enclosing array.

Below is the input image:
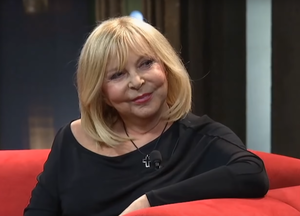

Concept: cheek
[[151, 72, 168, 99], [161, 72, 168, 96], [155, 72, 168, 89], [103, 83, 126, 105], [156, 65, 168, 84]]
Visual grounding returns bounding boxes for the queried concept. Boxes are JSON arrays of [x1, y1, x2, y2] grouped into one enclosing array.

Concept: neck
[[120, 103, 169, 136]]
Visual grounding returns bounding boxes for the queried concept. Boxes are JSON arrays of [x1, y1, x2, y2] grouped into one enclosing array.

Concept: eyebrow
[[106, 56, 146, 74]]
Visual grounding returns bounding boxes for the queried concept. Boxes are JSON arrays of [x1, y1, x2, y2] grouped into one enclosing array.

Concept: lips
[[132, 93, 152, 104]]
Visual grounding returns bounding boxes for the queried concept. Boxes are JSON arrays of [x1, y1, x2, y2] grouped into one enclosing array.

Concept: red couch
[[0, 149, 300, 216]]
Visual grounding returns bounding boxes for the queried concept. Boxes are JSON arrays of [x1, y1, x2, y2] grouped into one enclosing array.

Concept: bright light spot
[[130, 10, 144, 21]]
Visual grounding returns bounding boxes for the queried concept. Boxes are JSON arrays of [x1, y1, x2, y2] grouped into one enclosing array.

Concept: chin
[[133, 110, 157, 119], [132, 104, 166, 119]]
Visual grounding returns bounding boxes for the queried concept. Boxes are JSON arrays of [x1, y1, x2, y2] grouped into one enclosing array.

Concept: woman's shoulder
[[176, 113, 245, 149], [179, 113, 240, 141], [70, 119, 100, 154], [70, 119, 95, 147], [50, 119, 96, 152], [51, 119, 80, 146], [55, 119, 89, 143], [70, 119, 83, 142]]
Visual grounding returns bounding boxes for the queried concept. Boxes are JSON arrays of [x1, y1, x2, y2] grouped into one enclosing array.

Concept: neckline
[[67, 120, 178, 161]]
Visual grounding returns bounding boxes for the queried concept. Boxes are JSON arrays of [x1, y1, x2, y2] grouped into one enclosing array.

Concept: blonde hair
[[77, 16, 192, 147]]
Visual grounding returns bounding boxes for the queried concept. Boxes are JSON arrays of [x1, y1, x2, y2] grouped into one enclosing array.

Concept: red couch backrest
[[0, 149, 50, 216]]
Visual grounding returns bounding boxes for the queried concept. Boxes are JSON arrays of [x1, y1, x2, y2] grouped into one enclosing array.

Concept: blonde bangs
[[105, 28, 157, 74]]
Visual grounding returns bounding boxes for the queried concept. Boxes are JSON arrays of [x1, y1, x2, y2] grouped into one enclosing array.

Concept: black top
[[24, 113, 269, 216]]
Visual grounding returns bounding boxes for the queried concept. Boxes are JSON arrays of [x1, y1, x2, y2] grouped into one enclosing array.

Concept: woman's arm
[[146, 138, 269, 206]]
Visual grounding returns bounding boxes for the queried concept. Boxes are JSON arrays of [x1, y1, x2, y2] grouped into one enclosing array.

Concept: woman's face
[[102, 50, 168, 121]]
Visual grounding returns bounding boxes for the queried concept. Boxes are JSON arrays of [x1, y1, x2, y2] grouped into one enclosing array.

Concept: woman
[[24, 16, 269, 216]]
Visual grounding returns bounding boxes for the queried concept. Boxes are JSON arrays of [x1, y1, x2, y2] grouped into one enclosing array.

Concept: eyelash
[[140, 59, 154, 69], [110, 72, 124, 80], [109, 59, 155, 80]]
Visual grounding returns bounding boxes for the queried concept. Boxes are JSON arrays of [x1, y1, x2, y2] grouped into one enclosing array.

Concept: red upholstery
[[126, 187, 300, 216], [0, 149, 49, 216], [251, 150, 300, 189], [0, 149, 300, 216]]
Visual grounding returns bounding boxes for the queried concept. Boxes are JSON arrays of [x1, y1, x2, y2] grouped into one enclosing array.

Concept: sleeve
[[145, 135, 270, 207], [24, 127, 64, 216]]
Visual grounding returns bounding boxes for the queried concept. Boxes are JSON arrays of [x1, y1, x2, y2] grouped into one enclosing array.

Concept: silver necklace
[[122, 121, 168, 168]]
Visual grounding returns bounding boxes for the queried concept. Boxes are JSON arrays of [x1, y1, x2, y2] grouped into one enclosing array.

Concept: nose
[[128, 73, 145, 90]]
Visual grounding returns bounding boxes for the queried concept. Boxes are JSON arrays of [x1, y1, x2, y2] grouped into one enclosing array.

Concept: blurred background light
[[130, 10, 144, 21]]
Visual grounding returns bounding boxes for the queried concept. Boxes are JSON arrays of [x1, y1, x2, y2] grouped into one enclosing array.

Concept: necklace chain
[[122, 121, 168, 156]]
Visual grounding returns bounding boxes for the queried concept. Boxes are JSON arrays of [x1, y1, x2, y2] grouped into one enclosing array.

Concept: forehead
[[106, 36, 155, 72]]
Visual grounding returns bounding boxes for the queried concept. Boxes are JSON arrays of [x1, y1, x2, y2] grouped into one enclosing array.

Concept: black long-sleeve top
[[24, 113, 269, 216]]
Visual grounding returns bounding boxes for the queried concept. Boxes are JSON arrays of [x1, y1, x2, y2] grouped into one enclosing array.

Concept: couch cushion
[[267, 185, 300, 212], [126, 187, 300, 216]]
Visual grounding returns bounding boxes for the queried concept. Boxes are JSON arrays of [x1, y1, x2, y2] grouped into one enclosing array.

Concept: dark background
[[0, 0, 94, 149]]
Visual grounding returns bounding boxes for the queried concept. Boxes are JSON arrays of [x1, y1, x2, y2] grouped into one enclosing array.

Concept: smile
[[132, 93, 152, 104]]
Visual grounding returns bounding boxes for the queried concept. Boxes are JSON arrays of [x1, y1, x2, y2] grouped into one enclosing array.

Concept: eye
[[139, 59, 154, 69], [109, 71, 124, 80]]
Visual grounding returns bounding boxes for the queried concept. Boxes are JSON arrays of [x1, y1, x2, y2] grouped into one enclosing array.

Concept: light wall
[[246, 0, 272, 152]]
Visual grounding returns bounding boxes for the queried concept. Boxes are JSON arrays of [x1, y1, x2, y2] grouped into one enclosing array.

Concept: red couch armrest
[[250, 150, 300, 189]]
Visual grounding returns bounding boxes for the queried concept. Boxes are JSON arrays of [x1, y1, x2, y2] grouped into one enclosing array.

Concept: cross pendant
[[142, 154, 151, 168]]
